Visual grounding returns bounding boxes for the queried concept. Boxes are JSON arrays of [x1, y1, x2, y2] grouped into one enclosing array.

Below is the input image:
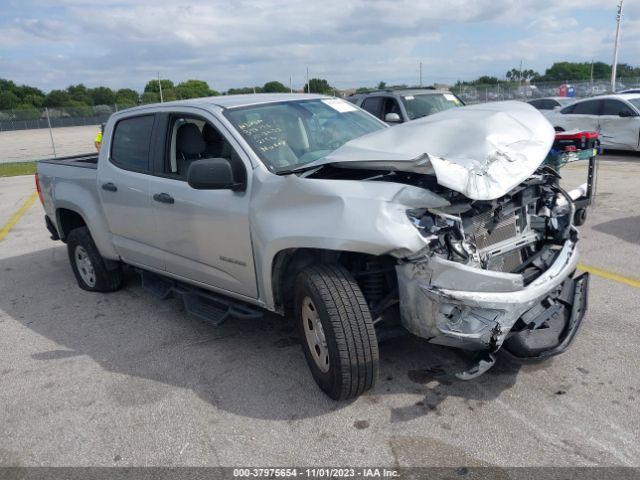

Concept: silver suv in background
[[347, 88, 465, 124]]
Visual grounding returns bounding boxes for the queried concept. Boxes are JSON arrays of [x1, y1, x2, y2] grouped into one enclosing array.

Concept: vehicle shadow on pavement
[[591, 215, 640, 244], [0, 246, 526, 421]]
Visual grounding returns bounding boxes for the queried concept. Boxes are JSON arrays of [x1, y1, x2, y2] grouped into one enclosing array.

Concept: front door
[[598, 99, 640, 150], [148, 112, 258, 298]]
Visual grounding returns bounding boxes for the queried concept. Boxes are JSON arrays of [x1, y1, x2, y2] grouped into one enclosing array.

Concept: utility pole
[[590, 59, 594, 88], [419, 61, 423, 87], [290, 75, 293, 93], [157, 72, 164, 103], [611, 0, 624, 93], [306, 67, 309, 93]]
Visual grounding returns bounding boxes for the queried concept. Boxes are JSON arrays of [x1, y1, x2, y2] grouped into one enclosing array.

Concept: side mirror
[[619, 110, 636, 118], [187, 158, 244, 191], [384, 112, 402, 123]]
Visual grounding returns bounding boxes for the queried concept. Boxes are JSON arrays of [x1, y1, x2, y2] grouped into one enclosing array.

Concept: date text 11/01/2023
[[232, 468, 400, 478]]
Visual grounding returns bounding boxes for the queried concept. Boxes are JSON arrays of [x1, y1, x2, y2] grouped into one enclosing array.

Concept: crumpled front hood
[[301, 101, 555, 201]]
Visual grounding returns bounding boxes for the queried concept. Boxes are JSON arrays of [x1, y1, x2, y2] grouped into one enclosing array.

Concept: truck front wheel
[[294, 264, 379, 400], [67, 227, 122, 292]]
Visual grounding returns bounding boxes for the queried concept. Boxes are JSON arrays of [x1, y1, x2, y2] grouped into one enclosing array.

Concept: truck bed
[[38, 153, 98, 169]]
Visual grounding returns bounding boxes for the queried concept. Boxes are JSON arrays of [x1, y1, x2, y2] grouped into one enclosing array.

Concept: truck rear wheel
[[67, 227, 122, 292], [294, 264, 379, 400]]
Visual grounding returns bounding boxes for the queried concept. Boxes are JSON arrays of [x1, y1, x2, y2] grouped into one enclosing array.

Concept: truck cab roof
[[119, 93, 329, 114]]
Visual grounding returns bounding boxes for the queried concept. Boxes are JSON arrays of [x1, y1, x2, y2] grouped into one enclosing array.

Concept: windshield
[[401, 93, 462, 120], [225, 98, 385, 172]]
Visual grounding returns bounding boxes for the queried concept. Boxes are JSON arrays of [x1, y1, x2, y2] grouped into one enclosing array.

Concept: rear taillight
[[35, 173, 44, 205]]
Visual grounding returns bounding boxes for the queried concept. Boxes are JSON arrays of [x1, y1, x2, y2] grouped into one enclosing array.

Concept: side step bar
[[139, 270, 262, 326]]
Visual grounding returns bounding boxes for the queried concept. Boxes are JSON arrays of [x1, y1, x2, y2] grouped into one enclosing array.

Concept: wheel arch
[[56, 208, 87, 241], [270, 247, 397, 314]]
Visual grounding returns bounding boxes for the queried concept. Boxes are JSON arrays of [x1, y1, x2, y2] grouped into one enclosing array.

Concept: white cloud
[[1, 0, 638, 91]]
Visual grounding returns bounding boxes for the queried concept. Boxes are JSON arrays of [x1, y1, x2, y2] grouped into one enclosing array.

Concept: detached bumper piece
[[502, 272, 589, 360]]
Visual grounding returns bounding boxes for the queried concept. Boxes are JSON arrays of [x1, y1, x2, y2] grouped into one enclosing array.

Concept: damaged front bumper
[[396, 238, 588, 362]]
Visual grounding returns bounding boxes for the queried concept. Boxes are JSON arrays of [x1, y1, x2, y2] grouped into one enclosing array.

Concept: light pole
[[611, 0, 624, 93]]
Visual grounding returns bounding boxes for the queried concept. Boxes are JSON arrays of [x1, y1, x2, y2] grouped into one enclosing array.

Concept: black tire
[[67, 227, 122, 292], [573, 208, 588, 226], [294, 264, 379, 400]]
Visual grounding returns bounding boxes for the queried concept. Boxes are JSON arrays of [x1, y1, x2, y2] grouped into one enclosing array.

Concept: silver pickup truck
[[36, 93, 589, 400]]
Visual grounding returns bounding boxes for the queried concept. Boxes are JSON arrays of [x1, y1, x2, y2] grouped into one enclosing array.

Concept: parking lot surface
[[0, 153, 639, 467], [0, 126, 97, 163]]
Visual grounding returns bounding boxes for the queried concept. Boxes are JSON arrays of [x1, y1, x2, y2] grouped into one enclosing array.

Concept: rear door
[[98, 113, 165, 270], [598, 99, 640, 150], [147, 110, 257, 298], [557, 99, 601, 133]]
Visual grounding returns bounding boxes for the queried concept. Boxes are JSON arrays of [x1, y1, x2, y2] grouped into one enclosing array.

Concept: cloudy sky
[[1, 0, 639, 92]]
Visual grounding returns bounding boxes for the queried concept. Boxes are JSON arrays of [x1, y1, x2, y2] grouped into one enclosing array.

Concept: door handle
[[153, 193, 175, 204], [101, 182, 117, 192]]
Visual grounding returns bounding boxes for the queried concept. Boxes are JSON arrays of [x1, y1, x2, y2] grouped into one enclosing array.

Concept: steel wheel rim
[[301, 296, 329, 373], [75, 245, 96, 287]]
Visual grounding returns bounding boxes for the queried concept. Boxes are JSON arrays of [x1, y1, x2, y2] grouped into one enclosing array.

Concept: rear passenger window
[[111, 115, 155, 172], [571, 100, 600, 115]]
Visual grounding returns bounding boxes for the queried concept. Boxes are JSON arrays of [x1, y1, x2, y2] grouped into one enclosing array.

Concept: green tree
[[226, 86, 263, 95], [43, 90, 71, 108], [115, 88, 139, 106], [89, 86, 116, 105], [141, 91, 160, 104], [144, 79, 174, 93], [304, 78, 333, 94], [475, 76, 499, 85], [143, 79, 177, 101], [15, 85, 45, 105], [0, 91, 20, 109], [175, 79, 217, 99], [262, 81, 289, 93], [21, 94, 44, 108], [67, 84, 92, 105], [542, 62, 590, 81], [377, 81, 387, 90]]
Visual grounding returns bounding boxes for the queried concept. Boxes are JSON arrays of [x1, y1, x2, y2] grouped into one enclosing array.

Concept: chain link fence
[[0, 105, 138, 174], [2, 78, 640, 174], [0, 104, 137, 132], [452, 77, 640, 104]]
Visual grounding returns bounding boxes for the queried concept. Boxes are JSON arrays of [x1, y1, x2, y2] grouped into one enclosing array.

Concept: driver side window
[[166, 116, 236, 179]]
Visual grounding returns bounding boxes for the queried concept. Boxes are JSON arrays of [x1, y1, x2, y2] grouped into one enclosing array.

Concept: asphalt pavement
[[0, 153, 638, 467]]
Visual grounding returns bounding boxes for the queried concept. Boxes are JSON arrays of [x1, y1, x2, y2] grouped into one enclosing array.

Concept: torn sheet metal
[[298, 101, 556, 201]]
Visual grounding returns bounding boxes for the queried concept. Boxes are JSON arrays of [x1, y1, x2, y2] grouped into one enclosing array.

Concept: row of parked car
[[346, 88, 640, 152]]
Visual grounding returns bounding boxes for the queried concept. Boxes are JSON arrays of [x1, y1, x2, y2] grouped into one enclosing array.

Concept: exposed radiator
[[470, 209, 525, 272]]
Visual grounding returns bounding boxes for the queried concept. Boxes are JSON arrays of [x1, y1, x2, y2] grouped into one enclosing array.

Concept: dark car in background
[[346, 88, 465, 124]]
